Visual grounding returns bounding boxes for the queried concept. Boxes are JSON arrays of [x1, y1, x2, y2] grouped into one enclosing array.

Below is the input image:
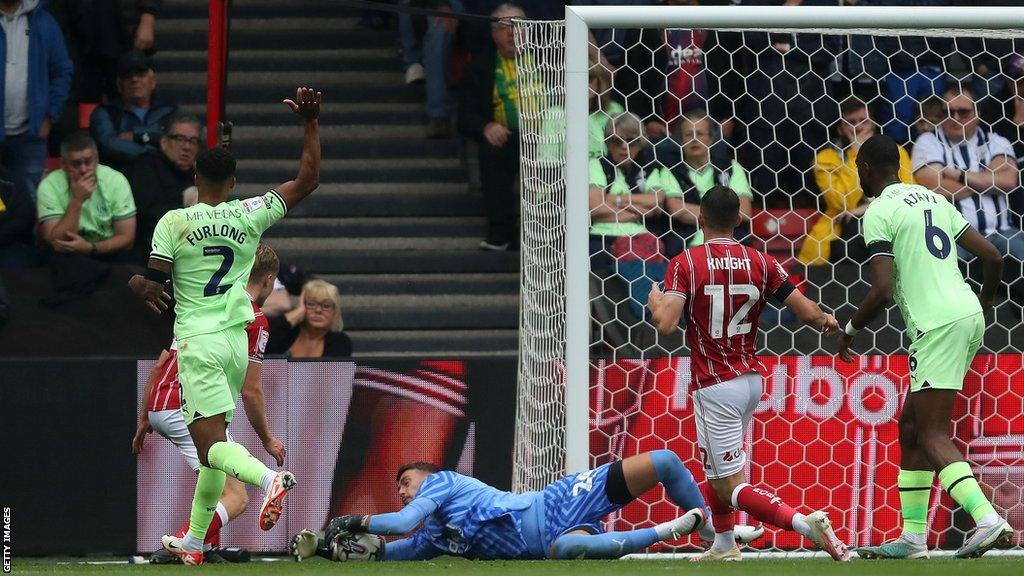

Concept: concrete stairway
[[157, 0, 519, 356]]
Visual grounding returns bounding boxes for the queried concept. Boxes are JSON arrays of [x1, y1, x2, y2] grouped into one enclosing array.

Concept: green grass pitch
[[11, 557, 1021, 575]]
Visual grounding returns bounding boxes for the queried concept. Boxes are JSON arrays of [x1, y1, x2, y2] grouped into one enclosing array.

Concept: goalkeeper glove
[[325, 515, 369, 542]]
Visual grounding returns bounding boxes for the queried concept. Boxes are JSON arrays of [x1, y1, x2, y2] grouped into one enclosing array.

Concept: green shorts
[[177, 327, 248, 425], [908, 312, 984, 393]]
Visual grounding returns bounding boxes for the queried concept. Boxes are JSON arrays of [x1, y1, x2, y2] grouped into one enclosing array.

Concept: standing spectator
[[0, 0, 73, 201], [458, 2, 528, 251], [660, 109, 751, 251], [126, 113, 199, 261], [912, 85, 1024, 313], [90, 50, 176, 173], [798, 98, 914, 266], [537, 52, 623, 163], [37, 131, 136, 261], [266, 279, 353, 358], [661, 0, 708, 133], [399, 0, 463, 139], [0, 167, 34, 268]]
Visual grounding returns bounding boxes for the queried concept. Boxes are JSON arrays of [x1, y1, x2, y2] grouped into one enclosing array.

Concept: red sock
[[707, 485, 735, 533], [734, 484, 798, 531], [175, 510, 224, 547]]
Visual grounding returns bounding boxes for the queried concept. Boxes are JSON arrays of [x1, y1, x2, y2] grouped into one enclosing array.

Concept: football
[[330, 532, 385, 562]]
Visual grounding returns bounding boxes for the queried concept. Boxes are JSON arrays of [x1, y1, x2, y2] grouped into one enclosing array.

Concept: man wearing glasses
[[912, 85, 1024, 315], [128, 114, 202, 263]]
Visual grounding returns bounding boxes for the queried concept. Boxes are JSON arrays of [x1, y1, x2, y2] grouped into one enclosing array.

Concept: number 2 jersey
[[663, 238, 795, 388], [150, 190, 287, 339], [147, 300, 271, 412], [862, 182, 981, 339]]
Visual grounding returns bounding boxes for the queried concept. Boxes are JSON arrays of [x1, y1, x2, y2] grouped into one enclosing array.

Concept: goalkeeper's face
[[397, 469, 431, 506]]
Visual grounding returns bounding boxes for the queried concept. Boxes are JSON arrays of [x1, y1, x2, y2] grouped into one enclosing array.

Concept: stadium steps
[[155, 2, 520, 356]]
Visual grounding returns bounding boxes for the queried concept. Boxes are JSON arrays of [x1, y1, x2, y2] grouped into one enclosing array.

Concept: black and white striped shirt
[[911, 127, 1017, 236]]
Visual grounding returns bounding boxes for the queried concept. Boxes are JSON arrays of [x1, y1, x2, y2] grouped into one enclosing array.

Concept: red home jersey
[[148, 301, 270, 411], [663, 238, 793, 388]]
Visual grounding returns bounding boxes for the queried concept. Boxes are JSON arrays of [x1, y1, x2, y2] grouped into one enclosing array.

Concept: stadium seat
[[749, 209, 817, 258], [78, 102, 99, 129]]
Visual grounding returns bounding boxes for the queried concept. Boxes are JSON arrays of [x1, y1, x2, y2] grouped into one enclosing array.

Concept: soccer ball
[[330, 532, 384, 562]]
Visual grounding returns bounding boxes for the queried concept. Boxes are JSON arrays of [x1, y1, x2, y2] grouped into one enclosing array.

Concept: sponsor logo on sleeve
[[242, 197, 265, 213]]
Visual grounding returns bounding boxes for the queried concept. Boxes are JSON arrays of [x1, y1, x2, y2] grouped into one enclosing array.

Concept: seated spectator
[[914, 95, 946, 138], [659, 109, 751, 251], [984, 53, 1024, 227], [90, 50, 177, 173], [538, 52, 623, 163], [458, 2, 528, 251], [126, 113, 200, 261], [589, 112, 666, 320], [0, 168, 35, 268], [798, 98, 913, 266], [37, 132, 136, 260], [398, 0, 463, 138], [1, 0, 73, 201], [912, 85, 1024, 313], [266, 279, 353, 358]]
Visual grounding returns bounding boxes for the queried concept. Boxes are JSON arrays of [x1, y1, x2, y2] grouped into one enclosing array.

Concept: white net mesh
[[513, 17, 1024, 553]]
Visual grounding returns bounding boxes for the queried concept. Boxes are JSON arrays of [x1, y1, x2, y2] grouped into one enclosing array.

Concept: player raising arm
[[837, 134, 1011, 560], [127, 87, 322, 565], [648, 186, 848, 562]]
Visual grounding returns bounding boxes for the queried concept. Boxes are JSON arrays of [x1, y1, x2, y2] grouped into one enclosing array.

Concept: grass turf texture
[[11, 557, 1021, 575]]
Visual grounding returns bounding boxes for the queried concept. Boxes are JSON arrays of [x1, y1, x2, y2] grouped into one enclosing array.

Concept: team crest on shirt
[[241, 197, 265, 213]]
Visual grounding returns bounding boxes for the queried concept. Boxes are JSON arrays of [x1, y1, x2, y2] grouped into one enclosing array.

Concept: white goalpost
[[514, 4, 1024, 555]]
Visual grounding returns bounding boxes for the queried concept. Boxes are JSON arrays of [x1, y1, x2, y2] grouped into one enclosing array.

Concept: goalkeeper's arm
[[383, 537, 441, 562], [329, 497, 438, 536]]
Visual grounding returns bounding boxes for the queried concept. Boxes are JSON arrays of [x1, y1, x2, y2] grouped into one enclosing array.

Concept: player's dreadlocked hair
[[249, 242, 280, 284], [700, 185, 741, 232], [396, 462, 441, 482], [196, 146, 237, 185]]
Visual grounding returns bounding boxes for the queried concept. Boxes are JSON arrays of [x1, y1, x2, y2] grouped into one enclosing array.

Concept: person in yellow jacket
[[798, 98, 914, 265]]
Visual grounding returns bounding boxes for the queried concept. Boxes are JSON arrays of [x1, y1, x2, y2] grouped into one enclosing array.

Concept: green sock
[[938, 461, 996, 523], [897, 469, 934, 536], [208, 441, 272, 487], [188, 466, 226, 542]]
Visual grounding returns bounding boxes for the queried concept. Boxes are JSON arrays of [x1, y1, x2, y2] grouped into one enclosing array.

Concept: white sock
[[181, 534, 204, 552], [698, 516, 715, 542], [216, 502, 230, 525], [977, 512, 1000, 528], [791, 513, 812, 538], [713, 530, 734, 551], [261, 470, 278, 494], [900, 531, 926, 546]]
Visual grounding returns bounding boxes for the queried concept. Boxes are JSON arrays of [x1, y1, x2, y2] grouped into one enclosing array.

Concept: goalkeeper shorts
[[908, 312, 984, 393]]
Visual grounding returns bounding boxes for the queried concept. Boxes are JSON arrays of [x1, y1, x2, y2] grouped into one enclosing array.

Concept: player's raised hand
[[283, 87, 322, 122], [836, 332, 855, 363], [264, 436, 286, 467]]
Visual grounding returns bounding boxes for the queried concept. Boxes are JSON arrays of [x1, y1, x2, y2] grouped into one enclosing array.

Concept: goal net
[[513, 6, 1024, 554]]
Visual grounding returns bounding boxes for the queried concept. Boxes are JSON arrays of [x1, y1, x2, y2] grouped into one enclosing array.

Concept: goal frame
[[561, 4, 1024, 476]]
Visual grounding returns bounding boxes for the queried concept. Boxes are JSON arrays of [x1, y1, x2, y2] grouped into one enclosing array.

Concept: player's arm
[[131, 348, 171, 454], [239, 360, 285, 466], [648, 282, 686, 336], [914, 163, 973, 202], [273, 87, 322, 210], [781, 289, 839, 333], [329, 497, 439, 536], [382, 536, 441, 562], [838, 254, 894, 362], [957, 226, 1004, 314], [128, 257, 172, 314]]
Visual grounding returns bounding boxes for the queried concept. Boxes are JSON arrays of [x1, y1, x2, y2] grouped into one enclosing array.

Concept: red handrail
[[206, 0, 229, 149]]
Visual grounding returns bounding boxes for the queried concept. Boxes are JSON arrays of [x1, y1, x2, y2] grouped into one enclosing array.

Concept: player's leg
[[620, 450, 713, 540]]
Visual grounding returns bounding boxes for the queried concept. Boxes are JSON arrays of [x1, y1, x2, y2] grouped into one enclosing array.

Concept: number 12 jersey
[[663, 238, 795, 388], [151, 189, 287, 339]]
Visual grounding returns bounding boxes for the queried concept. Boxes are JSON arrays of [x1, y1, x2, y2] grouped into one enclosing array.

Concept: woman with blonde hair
[[266, 279, 353, 358]]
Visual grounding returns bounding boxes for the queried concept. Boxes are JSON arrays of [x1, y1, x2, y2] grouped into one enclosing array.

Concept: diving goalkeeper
[[293, 450, 763, 561]]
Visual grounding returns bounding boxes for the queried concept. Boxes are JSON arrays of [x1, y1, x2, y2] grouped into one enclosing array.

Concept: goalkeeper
[[293, 450, 763, 561]]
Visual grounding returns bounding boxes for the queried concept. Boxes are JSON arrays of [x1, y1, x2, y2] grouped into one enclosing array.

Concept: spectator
[[458, 2, 528, 251], [126, 113, 199, 261], [912, 85, 1024, 313], [660, 109, 752, 251], [660, 0, 708, 133], [538, 51, 623, 163], [0, 168, 35, 268], [798, 98, 914, 266], [984, 53, 1024, 228], [90, 50, 176, 173], [37, 131, 136, 261], [399, 0, 463, 139], [915, 95, 946, 138], [0, 0, 73, 201], [266, 279, 353, 358], [589, 112, 667, 319]]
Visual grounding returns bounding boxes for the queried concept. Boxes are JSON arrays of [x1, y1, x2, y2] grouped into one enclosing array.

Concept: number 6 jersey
[[862, 182, 981, 340], [663, 238, 795, 389], [150, 189, 287, 338]]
